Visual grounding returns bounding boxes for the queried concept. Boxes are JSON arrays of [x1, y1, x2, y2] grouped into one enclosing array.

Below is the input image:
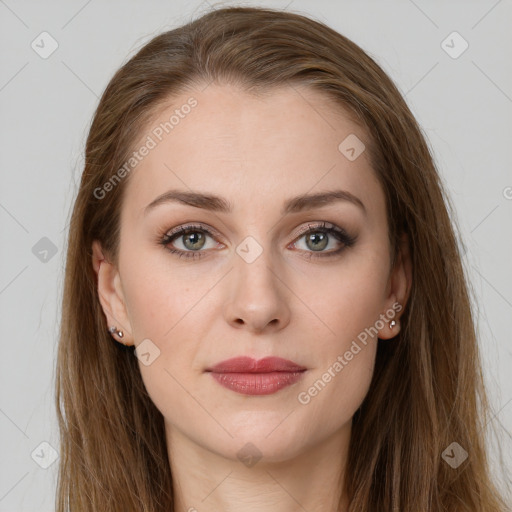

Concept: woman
[[55, 5, 509, 511]]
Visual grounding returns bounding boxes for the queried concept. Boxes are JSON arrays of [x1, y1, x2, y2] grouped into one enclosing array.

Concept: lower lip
[[209, 371, 305, 395]]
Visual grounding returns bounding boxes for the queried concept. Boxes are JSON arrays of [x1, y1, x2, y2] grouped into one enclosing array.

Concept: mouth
[[204, 356, 307, 396]]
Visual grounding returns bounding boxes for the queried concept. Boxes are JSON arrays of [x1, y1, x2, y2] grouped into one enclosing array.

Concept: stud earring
[[108, 326, 124, 338], [389, 320, 397, 329]]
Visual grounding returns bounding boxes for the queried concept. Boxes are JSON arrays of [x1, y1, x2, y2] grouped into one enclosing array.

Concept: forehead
[[121, 83, 383, 220]]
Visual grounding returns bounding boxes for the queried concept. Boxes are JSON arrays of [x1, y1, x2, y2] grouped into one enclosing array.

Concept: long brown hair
[[55, 6, 510, 511]]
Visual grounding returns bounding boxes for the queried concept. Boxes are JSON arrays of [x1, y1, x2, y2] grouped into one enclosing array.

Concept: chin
[[211, 436, 307, 467], [220, 417, 311, 462]]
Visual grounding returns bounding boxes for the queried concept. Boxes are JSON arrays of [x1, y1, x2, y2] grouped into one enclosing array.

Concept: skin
[[92, 82, 412, 512]]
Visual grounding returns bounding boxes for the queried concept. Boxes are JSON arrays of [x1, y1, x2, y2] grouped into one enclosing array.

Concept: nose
[[223, 247, 291, 334]]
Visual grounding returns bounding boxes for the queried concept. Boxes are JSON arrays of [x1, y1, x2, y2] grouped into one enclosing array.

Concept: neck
[[166, 422, 351, 512]]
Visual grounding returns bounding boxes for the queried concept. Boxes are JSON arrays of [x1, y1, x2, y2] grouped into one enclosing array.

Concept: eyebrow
[[144, 188, 366, 216]]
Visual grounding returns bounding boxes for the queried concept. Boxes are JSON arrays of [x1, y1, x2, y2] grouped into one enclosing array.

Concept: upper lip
[[205, 356, 306, 373]]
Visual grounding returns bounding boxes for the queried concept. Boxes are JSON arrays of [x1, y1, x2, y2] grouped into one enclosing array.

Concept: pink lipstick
[[205, 356, 306, 395]]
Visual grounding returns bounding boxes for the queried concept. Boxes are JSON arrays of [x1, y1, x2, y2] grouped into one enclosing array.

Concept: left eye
[[293, 229, 340, 252], [289, 222, 357, 258]]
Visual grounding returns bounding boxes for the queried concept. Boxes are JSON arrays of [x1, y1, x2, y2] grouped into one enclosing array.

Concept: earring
[[108, 326, 124, 338], [389, 320, 396, 329]]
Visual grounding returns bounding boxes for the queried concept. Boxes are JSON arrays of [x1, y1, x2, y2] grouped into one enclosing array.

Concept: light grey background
[[1, 0, 511, 510]]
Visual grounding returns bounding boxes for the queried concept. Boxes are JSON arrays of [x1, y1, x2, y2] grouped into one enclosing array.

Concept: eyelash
[[158, 221, 357, 261]]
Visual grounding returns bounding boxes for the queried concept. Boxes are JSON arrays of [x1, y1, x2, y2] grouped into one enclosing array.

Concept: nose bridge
[[223, 233, 290, 332], [235, 234, 281, 301]]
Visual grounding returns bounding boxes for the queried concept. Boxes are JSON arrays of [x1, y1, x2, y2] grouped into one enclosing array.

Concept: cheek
[[290, 250, 390, 341], [295, 274, 381, 437], [119, 250, 213, 390], [297, 343, 377, 442], [121, 265, 207, 422], [120, 247, 207, 340], [290, 252, 386, 428]]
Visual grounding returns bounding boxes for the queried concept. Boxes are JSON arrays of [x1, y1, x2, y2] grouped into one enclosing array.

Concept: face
[[93, 82, 408, 464]]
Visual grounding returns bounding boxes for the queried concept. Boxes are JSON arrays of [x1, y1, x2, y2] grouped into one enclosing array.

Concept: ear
[[378, 232, 412, 340], [92, 240, 133, 346]]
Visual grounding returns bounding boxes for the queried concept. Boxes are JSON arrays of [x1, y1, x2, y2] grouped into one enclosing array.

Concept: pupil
[[307, 232, 327, 251], [184, 232, 205, 250]]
